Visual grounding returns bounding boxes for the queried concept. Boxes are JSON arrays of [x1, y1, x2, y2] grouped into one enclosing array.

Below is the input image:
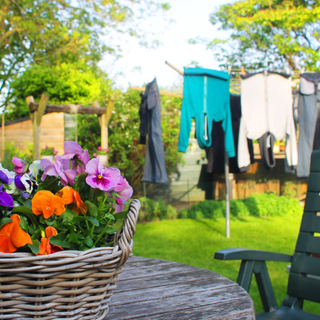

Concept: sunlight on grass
[[131, 215, 320, 315]]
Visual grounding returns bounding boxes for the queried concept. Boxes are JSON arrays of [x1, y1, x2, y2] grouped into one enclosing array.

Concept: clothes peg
[[240, 67, 246, 76]]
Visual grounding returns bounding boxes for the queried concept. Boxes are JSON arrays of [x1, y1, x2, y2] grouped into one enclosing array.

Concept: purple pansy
[[15, 174, 37, 198], [62, 141, 83, 160], [41, 156, 77, 186], [85, 158, 120, 191], [0, 185, 13, 207], [114, 177, 133, 213], [61, 141, 90, 174], [12, 157, 28, 174], [0, 164, 14, 185]]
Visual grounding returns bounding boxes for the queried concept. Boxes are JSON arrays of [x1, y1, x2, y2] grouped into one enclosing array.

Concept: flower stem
[[33, 162, 38, 183], [94, 218, 111, 246]]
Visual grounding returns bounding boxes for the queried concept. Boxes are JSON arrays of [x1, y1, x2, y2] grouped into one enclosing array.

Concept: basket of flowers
[[0, 141, 140, 319]]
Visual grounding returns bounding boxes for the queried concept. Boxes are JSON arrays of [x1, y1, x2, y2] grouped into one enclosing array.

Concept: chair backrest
[[287, 150, 320, 303]]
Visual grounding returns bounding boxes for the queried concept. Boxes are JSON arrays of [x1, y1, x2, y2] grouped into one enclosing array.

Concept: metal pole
[[143, 182, 147, 198], [225, 148, 230, 238]]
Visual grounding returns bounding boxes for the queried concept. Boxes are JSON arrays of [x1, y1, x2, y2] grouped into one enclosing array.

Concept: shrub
[[138, 197, 178, 222], [2, 142, 33, 171], [179, 193, 303, 219]]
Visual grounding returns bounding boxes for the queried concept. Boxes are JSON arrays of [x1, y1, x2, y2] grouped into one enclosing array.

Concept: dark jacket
[[139, 78, 168, 183]]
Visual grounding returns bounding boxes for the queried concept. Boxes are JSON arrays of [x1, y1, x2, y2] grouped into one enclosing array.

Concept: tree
[[0, 0, 170, 108], [7, 62, 112, 120], [200, 0, 320, 70]]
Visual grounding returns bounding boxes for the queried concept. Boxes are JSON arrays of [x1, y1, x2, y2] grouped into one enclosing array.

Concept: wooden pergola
[[26, 94, 114, 161]]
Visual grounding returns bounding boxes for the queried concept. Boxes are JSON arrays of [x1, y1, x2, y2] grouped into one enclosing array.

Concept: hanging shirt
[[238, 72, 298, 170], [206, 94, 254, 173], [178, 67, 235, 158], [139, 78, 168, 184]]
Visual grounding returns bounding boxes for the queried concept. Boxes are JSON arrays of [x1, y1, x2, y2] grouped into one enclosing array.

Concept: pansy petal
[[85, 158, 102, 176], [117, 178, 133, 201], [9, 215, 32, 248], [0, 192, 14, 207], [15, 175, 25, 190], [40, 159, 52, 169], [64, 169, 77, 185], [0, 234, 17, 253]]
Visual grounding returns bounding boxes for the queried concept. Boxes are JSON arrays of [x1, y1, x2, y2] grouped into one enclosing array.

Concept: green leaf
[[105, 213, 115, 220], [45, 219, 55, 226], [49, 235, 71, 249], [79, 244, 91, 251], [84, 201, 98, 217], [106, 227, 115, 234], [84, 235, 93, 247], [86, 216, 99, 226], [115, 210, 128, 219], [19, 216, 28, 232], [0, 218, 12, 229], [28, 240, 40, 255], [67, 232, 80, 244], [61, 209, 78, 223]]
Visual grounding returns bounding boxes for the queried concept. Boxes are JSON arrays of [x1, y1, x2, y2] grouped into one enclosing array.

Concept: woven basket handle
[[113, 199, 140, 266]]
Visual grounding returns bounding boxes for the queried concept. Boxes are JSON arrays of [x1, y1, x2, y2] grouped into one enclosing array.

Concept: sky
[[100, 0, 232, 91]]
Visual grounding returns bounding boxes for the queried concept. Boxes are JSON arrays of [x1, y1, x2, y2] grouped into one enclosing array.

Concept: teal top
[[178, 67, 235, 157]]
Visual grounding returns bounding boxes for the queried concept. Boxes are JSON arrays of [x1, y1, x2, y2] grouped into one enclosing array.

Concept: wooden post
[[95, 100, 114, 166], [1, 112, 4, 161], [27, 94, 49, 160]]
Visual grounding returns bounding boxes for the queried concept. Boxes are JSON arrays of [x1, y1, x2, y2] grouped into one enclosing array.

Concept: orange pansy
[[37, 226, 63, 255], [0, 214, 32, 253], [32, 190, 65, 218], [56, 186, 87, 215]]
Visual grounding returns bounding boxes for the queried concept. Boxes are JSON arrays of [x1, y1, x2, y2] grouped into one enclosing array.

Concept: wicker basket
[[0, 199, 140, 320]]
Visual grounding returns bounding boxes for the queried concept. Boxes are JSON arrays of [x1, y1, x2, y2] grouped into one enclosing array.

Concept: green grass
[[131, 215, 320, 315]]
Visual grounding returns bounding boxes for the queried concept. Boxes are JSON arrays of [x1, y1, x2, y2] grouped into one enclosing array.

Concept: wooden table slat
[[113, 268, 221, 292], [122, 258, 176, 270], [107, 287, 251, 320], [112, 277, 236, 306], [108, 298, 255, 320], [119, 263, 201, 280], [106, 257, 255, 319]]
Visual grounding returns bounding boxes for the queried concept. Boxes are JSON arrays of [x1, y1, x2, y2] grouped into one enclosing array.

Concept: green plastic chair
[[215, 150, 320, 319]]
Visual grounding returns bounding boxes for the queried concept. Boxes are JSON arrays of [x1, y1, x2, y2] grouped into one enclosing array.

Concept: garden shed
[[0, 112, 75, 156]]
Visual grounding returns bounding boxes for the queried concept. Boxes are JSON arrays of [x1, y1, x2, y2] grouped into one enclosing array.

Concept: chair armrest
[[215, 248, 292, 262]]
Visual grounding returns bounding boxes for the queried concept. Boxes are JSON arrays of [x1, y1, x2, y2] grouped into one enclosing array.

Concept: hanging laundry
[[238, 71, 297, 171], [139, 78, 168, 183], [296, 72, 320, 178], [178, 67, 235, 158], [206, 94, 254, 173]]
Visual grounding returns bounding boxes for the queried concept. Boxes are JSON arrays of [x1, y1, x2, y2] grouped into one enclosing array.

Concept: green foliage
[[2, 141, 33, 171], [179, 193, 303, 219], [7, 63, 111, 121], [200, 0, 320, 70], [138, 197, 178, 222], [108, 89, 184, 190], [0, 0, 171, 108], [281, 181, 297, 198]]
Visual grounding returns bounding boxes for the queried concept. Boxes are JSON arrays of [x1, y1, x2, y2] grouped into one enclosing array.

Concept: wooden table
[[105, 256, 255, 319]]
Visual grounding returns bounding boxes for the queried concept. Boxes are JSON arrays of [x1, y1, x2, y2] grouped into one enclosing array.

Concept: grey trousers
[[297, 94, 318, 178]]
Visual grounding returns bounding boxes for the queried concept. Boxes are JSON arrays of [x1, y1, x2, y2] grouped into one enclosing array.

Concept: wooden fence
[[0, 113, 65, 155]]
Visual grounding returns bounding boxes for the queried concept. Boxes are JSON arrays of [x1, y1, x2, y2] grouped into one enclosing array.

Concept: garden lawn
[[131, 215, 320, 315]]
